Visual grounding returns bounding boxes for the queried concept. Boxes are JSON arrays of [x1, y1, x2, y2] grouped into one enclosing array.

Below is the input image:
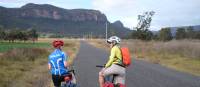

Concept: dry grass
[[87, 39, 109, 50], [0, 48, 49, 87], [88, 39, 200, 76], [2, 48, 48, 61], [0, 38, 80, 87], [124, 39, 200, 59]]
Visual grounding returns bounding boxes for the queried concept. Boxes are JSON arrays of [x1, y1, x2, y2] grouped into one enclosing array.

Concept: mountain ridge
[[0, 3, 131, 37]]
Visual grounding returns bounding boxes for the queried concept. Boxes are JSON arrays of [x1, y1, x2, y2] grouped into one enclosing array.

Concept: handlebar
[[68, 66, 75, 74], [96, 65, 105, 68]]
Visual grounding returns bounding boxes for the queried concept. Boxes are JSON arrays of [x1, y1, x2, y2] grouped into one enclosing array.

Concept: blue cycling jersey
[[48, 49, 68, 75]]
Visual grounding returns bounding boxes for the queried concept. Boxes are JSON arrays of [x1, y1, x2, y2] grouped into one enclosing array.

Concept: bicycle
[[61, 66, 77, 87], [96, 65, 125, 87]]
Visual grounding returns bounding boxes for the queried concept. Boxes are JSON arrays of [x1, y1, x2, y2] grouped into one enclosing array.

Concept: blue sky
[[0, 0, 200, 30]]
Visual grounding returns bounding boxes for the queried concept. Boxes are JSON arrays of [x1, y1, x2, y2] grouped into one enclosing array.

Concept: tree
[[132, 11, 155, 40], [152, 34, 159, 40], [17, 31, 29, 42], [194, 31, 200, 39], [186, 26, 195, 39], [131, 30, 138, 39], [7, 29, 18, 43], [158, 28, 173, 41], [176, 28, 186, 40], [132, 27, 154, 40], [28, 29, 38, 43], [0, 29, 6, 41]]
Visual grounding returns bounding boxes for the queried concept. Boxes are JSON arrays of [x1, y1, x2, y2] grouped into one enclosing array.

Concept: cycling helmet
[[107, 36, 121, 44], [52, 40, 64, 48]]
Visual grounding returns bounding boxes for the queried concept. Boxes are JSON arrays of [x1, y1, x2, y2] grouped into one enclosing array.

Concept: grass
[[0, 42, 50, 52], [0, 48, 49, 87], [87, 39, 200, 76], [0, 38, 80, 87]]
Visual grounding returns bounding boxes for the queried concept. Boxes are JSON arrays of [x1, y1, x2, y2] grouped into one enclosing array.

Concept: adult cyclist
[[99, 36, 126, 87], [48, 40, 69, 87]]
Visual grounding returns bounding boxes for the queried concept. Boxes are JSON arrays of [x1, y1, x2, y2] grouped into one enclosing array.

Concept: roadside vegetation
[[0, 42, 49, 52], [0, 38, 80, 87], [0, 28, 38, 43], [88, 39, 200, 76]]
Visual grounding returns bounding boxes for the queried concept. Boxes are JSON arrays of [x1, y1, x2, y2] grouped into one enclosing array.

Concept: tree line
[[131, 26, 200, 41], [131, 11, 200, 41], [0, 27, 38, 43]]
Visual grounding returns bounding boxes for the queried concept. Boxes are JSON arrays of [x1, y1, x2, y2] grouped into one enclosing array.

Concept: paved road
[[73, 41, 200, 87]]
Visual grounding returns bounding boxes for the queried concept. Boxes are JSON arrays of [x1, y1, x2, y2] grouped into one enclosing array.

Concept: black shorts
[[52, 75, 65, 87]]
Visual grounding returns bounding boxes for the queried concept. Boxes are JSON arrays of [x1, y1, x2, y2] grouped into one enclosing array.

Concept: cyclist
[[48, 40, 69, 87], [99, 36, 126, 87]]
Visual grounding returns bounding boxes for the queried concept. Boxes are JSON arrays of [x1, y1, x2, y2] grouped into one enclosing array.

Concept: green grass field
[[0, 42, 50, 52]]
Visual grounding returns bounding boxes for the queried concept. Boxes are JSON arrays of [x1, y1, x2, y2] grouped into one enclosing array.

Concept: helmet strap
[[113, 41, 117, 45]]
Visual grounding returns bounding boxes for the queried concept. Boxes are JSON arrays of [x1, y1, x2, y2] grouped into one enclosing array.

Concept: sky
[[0, 0, 200, 30]]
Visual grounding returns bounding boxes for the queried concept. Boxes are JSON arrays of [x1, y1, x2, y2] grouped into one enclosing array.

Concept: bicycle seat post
[[112, 74, 118, 84]]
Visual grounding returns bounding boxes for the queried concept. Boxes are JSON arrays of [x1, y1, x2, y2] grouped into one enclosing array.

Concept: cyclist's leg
[[103, 64, 121, 76], [115, 74, 125, 84], [113, 65, 126, 84], [103, 64, 126, 84], [52, 75, 62, 87], [71, 72, 76, 84], [99, 64, 118, 87], [99, 64, 123, 87], [99, 69, 105, 87]]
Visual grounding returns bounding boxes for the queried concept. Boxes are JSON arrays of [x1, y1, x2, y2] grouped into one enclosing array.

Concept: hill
[[0, 3, 131, 38]]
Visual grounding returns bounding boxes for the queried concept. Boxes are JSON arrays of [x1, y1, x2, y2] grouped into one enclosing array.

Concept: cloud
[[120, 16, 138, 29], [0, 0, 92, 9], [92, 0, 137, 18], [92, 0, 139, 29], [92, 0, 200, 30], [0, 0, 51, 7], [93, 0, 134, 12]]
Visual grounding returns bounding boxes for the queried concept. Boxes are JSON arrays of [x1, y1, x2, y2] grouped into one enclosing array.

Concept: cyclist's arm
[[63, 52, 68, 68], [48, 63, 51, 70], [64, 61, 68, 68], [105, 47, 116, 68], [48, 56, 51, 70]]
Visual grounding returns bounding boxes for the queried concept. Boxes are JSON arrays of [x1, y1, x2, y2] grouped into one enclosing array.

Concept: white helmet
[[107, 36, 121, 44]]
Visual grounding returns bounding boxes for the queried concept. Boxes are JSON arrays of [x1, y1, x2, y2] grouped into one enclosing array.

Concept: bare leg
[[99, 72, 104, 87]]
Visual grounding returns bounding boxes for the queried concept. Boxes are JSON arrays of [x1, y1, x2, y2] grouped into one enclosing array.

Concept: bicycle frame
[[105, 74, 118, 84], [61, 66, 77, 87]]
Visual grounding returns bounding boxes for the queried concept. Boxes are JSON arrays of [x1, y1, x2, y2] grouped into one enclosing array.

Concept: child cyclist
[[99, 36, 126, 87], [48, 40, 69, 87]]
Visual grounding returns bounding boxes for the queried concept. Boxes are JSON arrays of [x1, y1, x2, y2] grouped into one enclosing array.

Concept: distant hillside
[[153, 25, 200, 36], [0, 3, 131, 38], [170, 25, 200, 36]]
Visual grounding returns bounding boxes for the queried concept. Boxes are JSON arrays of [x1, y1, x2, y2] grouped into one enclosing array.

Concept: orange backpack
[[120, 47, 131, 67]]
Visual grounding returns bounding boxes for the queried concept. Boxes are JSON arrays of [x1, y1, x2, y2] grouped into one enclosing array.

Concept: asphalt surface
[[73, 41, 200, 87]]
